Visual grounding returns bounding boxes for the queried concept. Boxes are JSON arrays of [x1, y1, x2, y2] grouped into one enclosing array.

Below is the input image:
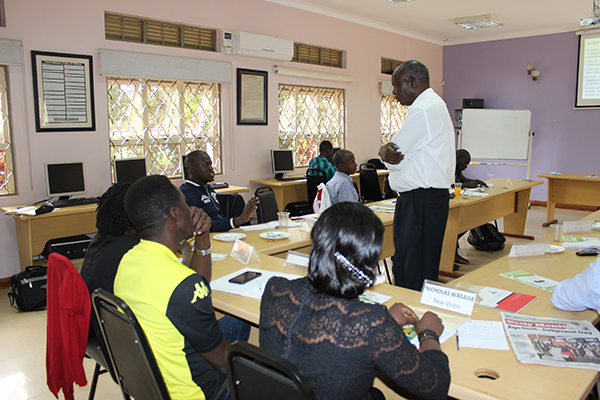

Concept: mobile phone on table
[[229, 271, 262, 284], [575, 250, 599, 256]]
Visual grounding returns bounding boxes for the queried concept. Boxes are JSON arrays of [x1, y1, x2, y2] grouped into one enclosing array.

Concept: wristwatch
[[192, 243, 212, 257]]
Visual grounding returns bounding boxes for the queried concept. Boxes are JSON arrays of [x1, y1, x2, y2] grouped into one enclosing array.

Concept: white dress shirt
[[551, 258, 600, 312], [384, 88, 455, 193]]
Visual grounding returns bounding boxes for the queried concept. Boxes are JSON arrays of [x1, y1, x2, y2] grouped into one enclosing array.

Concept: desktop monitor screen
[[271, 149, 294, 179], [114, 158, 147, 184], [182, 155, 189, 181], [332, 147, 341, 156], [45, 162, 86, 199]]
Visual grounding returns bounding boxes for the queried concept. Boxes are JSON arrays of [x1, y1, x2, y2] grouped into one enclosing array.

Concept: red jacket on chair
[[46, 253, 91, 400]]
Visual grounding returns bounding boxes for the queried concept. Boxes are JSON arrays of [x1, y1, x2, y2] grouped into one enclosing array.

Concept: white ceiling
[[265, 0, 597, 45]]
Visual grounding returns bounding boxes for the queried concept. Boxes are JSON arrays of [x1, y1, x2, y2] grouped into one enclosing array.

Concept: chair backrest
[[91, 289, 171, 400], [359, 163, 384, 202], [306, 168, 327, 206], [366, 158, 386, 170], [226, 341, 316, 400], [254, 186, 279, 223], [217, 193, 246, 220]]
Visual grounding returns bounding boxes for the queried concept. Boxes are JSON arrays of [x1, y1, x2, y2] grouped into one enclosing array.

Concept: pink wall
[[443, 32, 600, 202], [0, 0, 442, 277]]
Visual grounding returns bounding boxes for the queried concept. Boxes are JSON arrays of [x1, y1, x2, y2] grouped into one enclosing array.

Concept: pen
[[456, 333, 460, 351]]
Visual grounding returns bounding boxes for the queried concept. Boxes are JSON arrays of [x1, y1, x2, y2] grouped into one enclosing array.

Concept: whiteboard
[[461, 109, 531, 160]]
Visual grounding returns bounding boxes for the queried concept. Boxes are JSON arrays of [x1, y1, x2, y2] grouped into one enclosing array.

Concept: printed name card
[[231, 240, 261, 265], [563, 220, 594, 233], [419, 280, 476, 316]]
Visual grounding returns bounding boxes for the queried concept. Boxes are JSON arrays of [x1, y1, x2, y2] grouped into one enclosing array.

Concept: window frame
[[0, 65, 15, 196], [106, 77, 222, 180], [278, 83, 345, 167]]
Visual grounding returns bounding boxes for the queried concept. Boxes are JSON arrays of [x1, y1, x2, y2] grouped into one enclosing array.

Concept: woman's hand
[[389, 302, 419, 326], [414, 311, 444, 336]]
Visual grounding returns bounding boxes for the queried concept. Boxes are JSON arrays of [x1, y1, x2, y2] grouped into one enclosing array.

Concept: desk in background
[[251, 170, 389, 210], [538, 173, 600, 226], [2, 185, 249, 271], [210, 251, 599, 400]]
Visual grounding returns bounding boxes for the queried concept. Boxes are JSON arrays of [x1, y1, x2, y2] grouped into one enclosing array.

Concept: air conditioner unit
[[232, 32, 293, 61]]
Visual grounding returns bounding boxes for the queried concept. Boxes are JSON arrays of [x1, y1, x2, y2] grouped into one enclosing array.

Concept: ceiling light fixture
[[454, 14, 505, 30], [386, 0, 413, 3]]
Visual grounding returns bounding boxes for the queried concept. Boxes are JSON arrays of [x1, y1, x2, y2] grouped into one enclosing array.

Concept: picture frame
[[31, 51, 96, 132], [237, 68, 267, 125]]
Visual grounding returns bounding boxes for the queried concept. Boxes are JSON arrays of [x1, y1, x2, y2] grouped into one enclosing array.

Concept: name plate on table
[[420, 280, 476, 316]]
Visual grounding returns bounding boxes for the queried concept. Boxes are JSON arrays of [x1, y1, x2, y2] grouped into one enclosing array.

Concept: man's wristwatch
[[192, 243, 212, 257]]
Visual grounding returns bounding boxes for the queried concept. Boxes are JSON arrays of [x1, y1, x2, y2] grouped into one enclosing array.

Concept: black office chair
[[254, 186, 279, 223], [91, 289, 171, 400], [306, 168, 326, 206], [225, 341, 316, 400], [217, 193, 246, 223], [86, 317, 117, 400], [367, 158, 396, 199], [359, 163, 384, 203]]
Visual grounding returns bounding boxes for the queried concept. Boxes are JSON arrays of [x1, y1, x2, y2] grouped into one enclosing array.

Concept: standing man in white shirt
[[378, 60, 455, 291]]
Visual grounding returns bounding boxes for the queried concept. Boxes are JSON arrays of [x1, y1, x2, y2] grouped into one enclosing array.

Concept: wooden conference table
[[1, 185, 249, 271], [229, 178, 542, 277], [250, 170, 389, 210], [538, 172, 600, 226], [210, 237, 599, 400]]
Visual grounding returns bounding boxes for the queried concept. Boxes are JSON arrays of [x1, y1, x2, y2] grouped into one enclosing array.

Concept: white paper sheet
[[210, 267, 303, 299], [239, 221, 301, 231], [457, 320, 509, 350]]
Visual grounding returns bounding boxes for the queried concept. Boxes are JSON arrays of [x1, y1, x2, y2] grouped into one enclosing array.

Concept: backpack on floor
[[467, 221, 506, 252], [8, 266, 48, 311]]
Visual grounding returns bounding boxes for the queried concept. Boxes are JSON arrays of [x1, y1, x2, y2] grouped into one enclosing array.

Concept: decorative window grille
[[278, 84, 344, 166], [380, 94, 409, 145], [0, 66, 15, 195]]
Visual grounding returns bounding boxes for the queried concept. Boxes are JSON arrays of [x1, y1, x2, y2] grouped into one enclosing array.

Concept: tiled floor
[[0, 206, 591, 399]]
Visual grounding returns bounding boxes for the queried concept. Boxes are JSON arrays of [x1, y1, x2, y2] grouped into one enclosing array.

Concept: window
[[0, 66, 15, 195], [107, 77, 221, 179], [381, 58, 403, 75], [105, 13, 216, 52], [293, 43, 343, 68], [278, 84, 344, 166], [380, 94, 409, 145]]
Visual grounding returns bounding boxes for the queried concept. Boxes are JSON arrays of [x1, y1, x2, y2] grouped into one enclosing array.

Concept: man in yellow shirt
[[115, 175, 249, 400]]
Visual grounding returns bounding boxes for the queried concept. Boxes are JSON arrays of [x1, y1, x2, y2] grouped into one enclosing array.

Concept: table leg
[[439, 207, 461, 277], [503, 188, 531, 235], [545, 179, 557, 226], [13, 218, 35, 270]]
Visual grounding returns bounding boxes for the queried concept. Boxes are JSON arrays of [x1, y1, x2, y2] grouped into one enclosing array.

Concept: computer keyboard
[[209, 182, 229, 189], [277, 176, 306, 181], [50, 197, 99, 208]]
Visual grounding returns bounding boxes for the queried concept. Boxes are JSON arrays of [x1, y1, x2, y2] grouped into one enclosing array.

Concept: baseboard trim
[[530, 201, 599, 212], [0, 277, 10, 290]]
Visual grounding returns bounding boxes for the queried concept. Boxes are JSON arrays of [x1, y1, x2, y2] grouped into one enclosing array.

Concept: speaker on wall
[[462, 98, 484, 108]]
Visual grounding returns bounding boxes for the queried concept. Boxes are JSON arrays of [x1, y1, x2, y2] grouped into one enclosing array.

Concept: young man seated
[[308, 140, 336, 182], [454, 149, 489, 269], [115, 175, 250, 400], [456, 149, 488, 188], [180, 150, 258, 232], [326, 149, 359, 204]]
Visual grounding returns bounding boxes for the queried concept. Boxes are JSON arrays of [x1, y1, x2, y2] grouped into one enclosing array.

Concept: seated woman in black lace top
[[259, 202, 450, 400]]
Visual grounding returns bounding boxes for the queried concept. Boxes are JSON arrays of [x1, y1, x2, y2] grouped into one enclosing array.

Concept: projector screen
[[576, 30, 600, 107]]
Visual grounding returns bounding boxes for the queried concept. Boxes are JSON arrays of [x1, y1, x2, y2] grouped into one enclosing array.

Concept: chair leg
[[382, 259, 393, 285], [88, 363, 101, 400]]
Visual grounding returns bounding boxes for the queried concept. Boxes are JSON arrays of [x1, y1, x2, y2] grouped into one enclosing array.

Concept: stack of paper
[[562, 236, 600, 252]]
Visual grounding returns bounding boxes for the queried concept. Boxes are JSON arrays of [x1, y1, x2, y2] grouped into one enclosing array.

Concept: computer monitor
[[271, 149, 295, 180], [332, 147, 341, 156], [114, 158, 147, 184], [45, 162, 86, 199]]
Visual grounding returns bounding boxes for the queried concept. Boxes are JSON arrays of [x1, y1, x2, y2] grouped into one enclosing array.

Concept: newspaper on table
[[501, 312, 600, 371]]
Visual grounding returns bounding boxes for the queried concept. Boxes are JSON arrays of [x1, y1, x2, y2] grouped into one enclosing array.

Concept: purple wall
[[443, 32, 600, 202]]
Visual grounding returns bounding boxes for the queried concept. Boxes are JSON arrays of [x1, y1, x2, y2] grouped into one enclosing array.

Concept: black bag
[[467, 222, 506, 252], [284, 201, 313, 217], [8, 266, 48, 311]]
